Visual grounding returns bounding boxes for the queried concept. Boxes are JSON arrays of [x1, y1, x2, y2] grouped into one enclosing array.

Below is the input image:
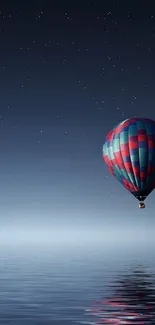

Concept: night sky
[[1, 0, 155, 245]]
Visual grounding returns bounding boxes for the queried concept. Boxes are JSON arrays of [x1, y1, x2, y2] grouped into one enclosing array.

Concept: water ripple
[[0, 247, 155, 324]]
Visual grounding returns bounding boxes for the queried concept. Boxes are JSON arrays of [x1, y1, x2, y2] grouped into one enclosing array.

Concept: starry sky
[[1, 0, 155, 245]]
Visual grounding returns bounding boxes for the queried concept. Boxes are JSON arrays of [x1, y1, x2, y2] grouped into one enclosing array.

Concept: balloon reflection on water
[[87, 267, 155, 324]]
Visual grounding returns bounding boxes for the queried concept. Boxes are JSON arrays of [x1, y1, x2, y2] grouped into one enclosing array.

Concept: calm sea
[[0, 242, 154, 324]]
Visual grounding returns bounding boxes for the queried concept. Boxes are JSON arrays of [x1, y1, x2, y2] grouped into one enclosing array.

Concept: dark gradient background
[[0, 2, 155, 324], [0, 0, 155, 245]]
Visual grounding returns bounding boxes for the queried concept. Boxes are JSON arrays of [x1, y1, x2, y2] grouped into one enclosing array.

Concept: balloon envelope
[[103, 118, 155, 201]]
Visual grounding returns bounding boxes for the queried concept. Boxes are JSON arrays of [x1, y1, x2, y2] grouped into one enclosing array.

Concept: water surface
[[0, 243, 154, 324]]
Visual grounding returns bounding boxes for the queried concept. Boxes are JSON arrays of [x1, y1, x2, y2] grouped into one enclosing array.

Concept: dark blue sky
[[0, 0, 155, 244]]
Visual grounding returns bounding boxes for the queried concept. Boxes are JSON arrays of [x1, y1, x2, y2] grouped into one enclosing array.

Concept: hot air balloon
[[103, 118, 155, 208]]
